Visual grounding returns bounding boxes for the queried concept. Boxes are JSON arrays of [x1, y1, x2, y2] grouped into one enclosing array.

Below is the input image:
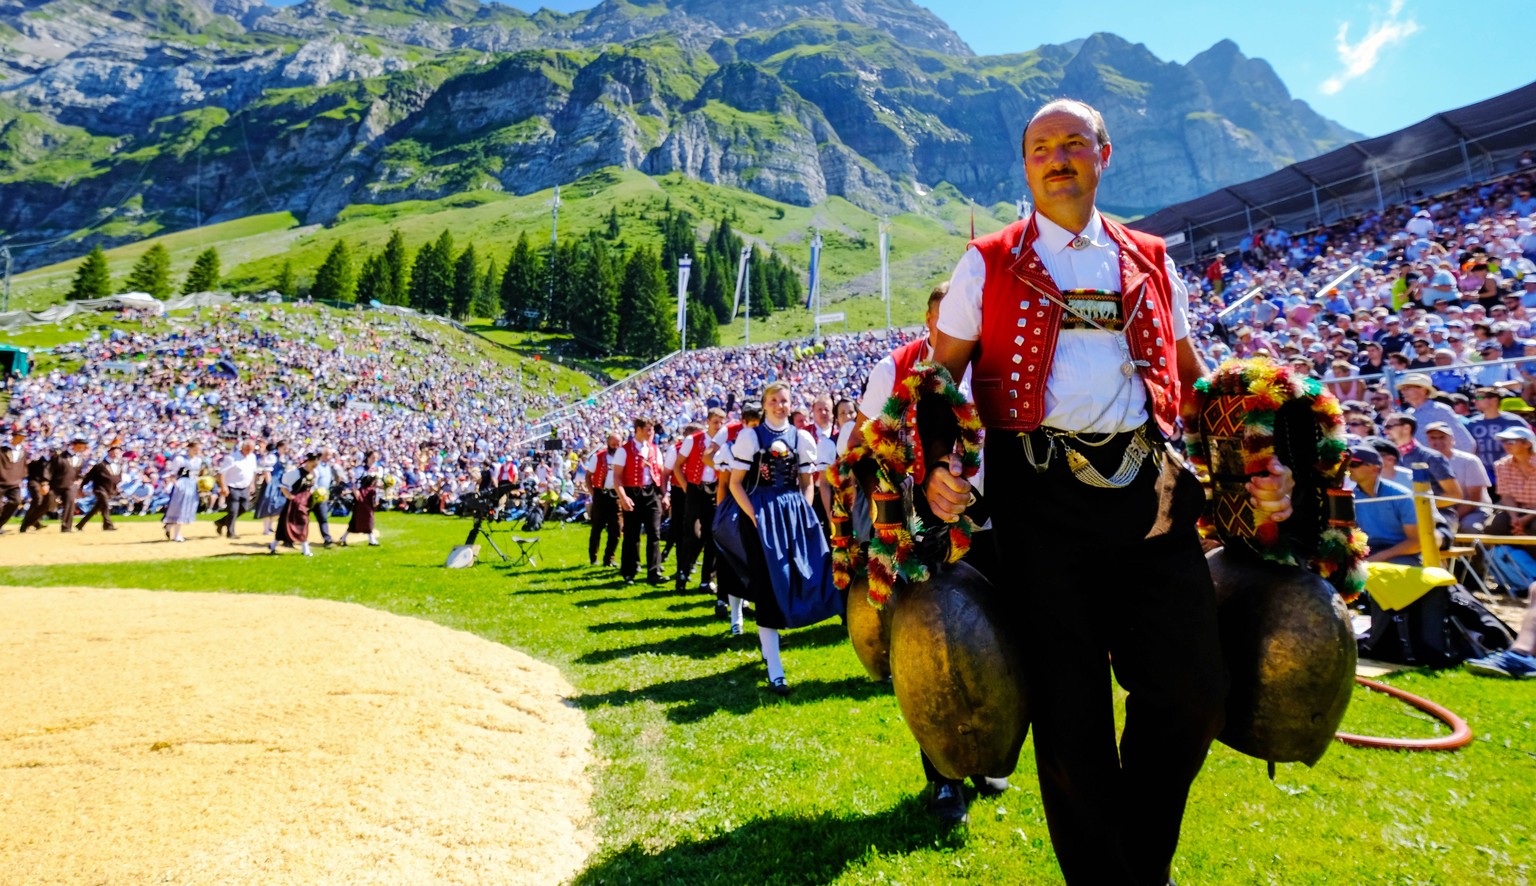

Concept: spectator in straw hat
[[1395, 373, 1475, 452]]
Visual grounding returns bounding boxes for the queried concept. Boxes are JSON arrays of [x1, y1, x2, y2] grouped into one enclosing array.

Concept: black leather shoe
[[928, 780, 968, 826], [973, 776, 1009, 796], [768, 677, 791, 696]]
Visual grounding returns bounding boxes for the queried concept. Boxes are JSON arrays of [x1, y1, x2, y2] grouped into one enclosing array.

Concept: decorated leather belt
[[700, 480, 718, 494], [596, 488, 618, 497], [1021, 424, 1157, 489]]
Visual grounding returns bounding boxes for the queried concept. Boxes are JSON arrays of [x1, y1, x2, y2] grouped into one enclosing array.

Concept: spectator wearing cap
[[1375, 316, 1412, 357], [1347, 446, 1421, 566], [1428, 348, 1468, 393], [1394, 373, 1477, 453], [1469, 339, 1522, 387], [1490, 426, 1536, 535], [1424, 421, 1492, 532], [1467, 389, 1533, 481]]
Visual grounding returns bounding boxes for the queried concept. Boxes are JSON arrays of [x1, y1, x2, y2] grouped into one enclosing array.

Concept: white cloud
[[1320, 0, 1421, 95]]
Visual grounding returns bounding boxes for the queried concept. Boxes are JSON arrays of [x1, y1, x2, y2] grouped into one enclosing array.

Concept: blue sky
[[268, 0, 1533, 137]]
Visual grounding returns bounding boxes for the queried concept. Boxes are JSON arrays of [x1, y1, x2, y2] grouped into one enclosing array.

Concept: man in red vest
[[927, 98, 1294, 884], [674, 409, 726, 594], [583, 431, 623, 567], [611, 416, 667, 585]]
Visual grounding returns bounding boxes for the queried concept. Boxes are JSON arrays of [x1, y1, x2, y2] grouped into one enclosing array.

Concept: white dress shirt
[[220, 452, 258, 489], [938, 211, 1190, 434]]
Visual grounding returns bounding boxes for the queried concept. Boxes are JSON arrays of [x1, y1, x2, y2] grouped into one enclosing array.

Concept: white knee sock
[[729, 595, 744, 628], [758, 626, 783, 681], [369, 531, 379, 544], [301, 542, 311, 555]]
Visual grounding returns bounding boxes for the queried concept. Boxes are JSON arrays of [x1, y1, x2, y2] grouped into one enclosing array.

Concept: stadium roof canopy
[[1131, 80, 1536, 264]]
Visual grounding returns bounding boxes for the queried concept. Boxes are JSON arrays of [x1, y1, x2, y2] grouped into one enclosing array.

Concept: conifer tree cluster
[[78, 200, 809, 362]]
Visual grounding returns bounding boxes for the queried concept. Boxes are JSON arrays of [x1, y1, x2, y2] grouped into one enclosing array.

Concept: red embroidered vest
[[670, 439, 686, 489], [593, 449, 612, 489], [620, 438, 662, 488], [683, 430, 710, 484], [970, 215, 1180, 436]]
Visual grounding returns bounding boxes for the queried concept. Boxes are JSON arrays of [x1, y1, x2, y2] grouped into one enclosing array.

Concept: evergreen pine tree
[[426, 230, 455, 315], [500, 233, 539, 328], [408, 239, 437, 312], [274, 260, 296, 298], [685, 295, 718, 348], [67, 245, 112, 301], [310, 240, 356, 303], [382, 229, 409, 305], [572, 239, 618, 353], [606, 206, 621, 239], [748, 246, 772, 318], [182, 247, 222, 294], [451, 243, 478, 320], [619, 248, 675, 360], [356, 253, 389, 304], [473, 260, 498, 320], [123, 243, 173, 299]]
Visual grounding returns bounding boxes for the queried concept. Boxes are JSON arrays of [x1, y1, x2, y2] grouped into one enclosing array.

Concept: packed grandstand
[[2, 152, 1534, 520]]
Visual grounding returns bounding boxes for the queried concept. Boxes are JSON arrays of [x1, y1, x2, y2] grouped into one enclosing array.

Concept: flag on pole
[[676, 255, 692, 333], [730, 247, 750, 319], [969, 202, 975, 240], [878, 223, 889, 302], [804, 232, 822, 309]]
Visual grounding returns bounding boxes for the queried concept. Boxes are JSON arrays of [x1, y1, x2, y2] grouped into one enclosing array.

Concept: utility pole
[[677, 254, 692, 353], [743, 246, 752, 346], [1, 245, 11, 313], [809, 230, 824, 339], [545, 184, 561, 325], [878, 218, 890, 332]]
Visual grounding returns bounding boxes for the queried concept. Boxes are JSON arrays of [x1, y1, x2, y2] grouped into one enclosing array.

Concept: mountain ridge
[[0, 0, 1361, 267]]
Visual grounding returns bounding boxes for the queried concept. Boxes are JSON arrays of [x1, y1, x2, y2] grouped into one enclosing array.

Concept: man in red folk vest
[[610, 416, 667, 585], [583, 431, 623, 567], [927, 99, 1295, 885], [674, 408, 726, 594]]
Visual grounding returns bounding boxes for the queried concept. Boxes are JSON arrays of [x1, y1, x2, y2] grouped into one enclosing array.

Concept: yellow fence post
[[1412, 469, 1441, 569]]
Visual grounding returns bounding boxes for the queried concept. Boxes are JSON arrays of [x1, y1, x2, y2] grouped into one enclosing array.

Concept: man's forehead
[[1025, 108, 1096, 143]]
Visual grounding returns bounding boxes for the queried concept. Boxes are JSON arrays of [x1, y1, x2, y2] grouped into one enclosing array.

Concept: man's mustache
[[1045, 168, 1076, 178]]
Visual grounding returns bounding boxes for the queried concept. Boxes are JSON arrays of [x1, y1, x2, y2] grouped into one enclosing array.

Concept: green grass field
[[2, 514, 1531, 884]]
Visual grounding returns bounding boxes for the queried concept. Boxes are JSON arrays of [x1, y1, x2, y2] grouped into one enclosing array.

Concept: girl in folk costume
[[716, 381, 844, 695], [269, 452, 320, 556], [340, 472, 380, 547], [254, 440, 289, 534], [161, 440, 204, 542]]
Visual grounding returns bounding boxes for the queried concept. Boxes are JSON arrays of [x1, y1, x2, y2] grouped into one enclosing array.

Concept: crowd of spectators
[[3, 169, 1535, 532]]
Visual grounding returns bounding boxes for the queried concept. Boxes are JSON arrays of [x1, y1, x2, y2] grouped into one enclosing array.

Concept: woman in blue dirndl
[[254, 440, 288, 533], [715, 380, 842, 694], [161, 440, 203, 542]]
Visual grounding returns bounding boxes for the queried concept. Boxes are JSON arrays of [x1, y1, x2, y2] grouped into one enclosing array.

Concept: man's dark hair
[[632, 417, 654, 430], [927, 281, 949, 311], [1384, 413, 1418, 431]]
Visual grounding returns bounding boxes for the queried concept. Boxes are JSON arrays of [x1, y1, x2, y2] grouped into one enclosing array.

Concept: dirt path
[[0, 585, 595, 884], [0, 520, 328, 566]]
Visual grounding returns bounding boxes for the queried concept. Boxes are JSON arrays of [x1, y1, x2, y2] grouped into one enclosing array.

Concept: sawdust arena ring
[[0, 578, 596, 884]]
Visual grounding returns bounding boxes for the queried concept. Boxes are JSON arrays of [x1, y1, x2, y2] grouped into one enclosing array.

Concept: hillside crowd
[[3, 170, 1536, 537]]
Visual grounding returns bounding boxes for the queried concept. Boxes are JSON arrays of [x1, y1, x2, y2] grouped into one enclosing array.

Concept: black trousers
[[986, 430, 1226, 886], [313, 498, 333, 541], [216, 487, 251, 538], [676, 482, 718, 584], [20, 481, 47, 530], [76, 492, 114, 529], [589, 491, 620, 565], [0, 484, 21, 529], [621, 485, 664, 581]]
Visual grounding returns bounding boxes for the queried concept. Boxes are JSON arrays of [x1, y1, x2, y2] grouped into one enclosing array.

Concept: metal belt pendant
[[1062, 429, 1154, 489]]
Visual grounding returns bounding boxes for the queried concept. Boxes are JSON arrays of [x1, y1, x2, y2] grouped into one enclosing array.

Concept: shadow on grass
[[571, 797, 958, 885], [586, 614, 717, 633], [573, 659, 888, 724], [577, 621, 848, 665]]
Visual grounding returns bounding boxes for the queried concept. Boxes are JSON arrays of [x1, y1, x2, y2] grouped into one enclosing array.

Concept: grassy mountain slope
[[6, 168, 1009, 346]]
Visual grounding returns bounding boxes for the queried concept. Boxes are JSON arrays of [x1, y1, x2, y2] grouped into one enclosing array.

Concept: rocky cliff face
[[0, 0, 1361, 266]]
